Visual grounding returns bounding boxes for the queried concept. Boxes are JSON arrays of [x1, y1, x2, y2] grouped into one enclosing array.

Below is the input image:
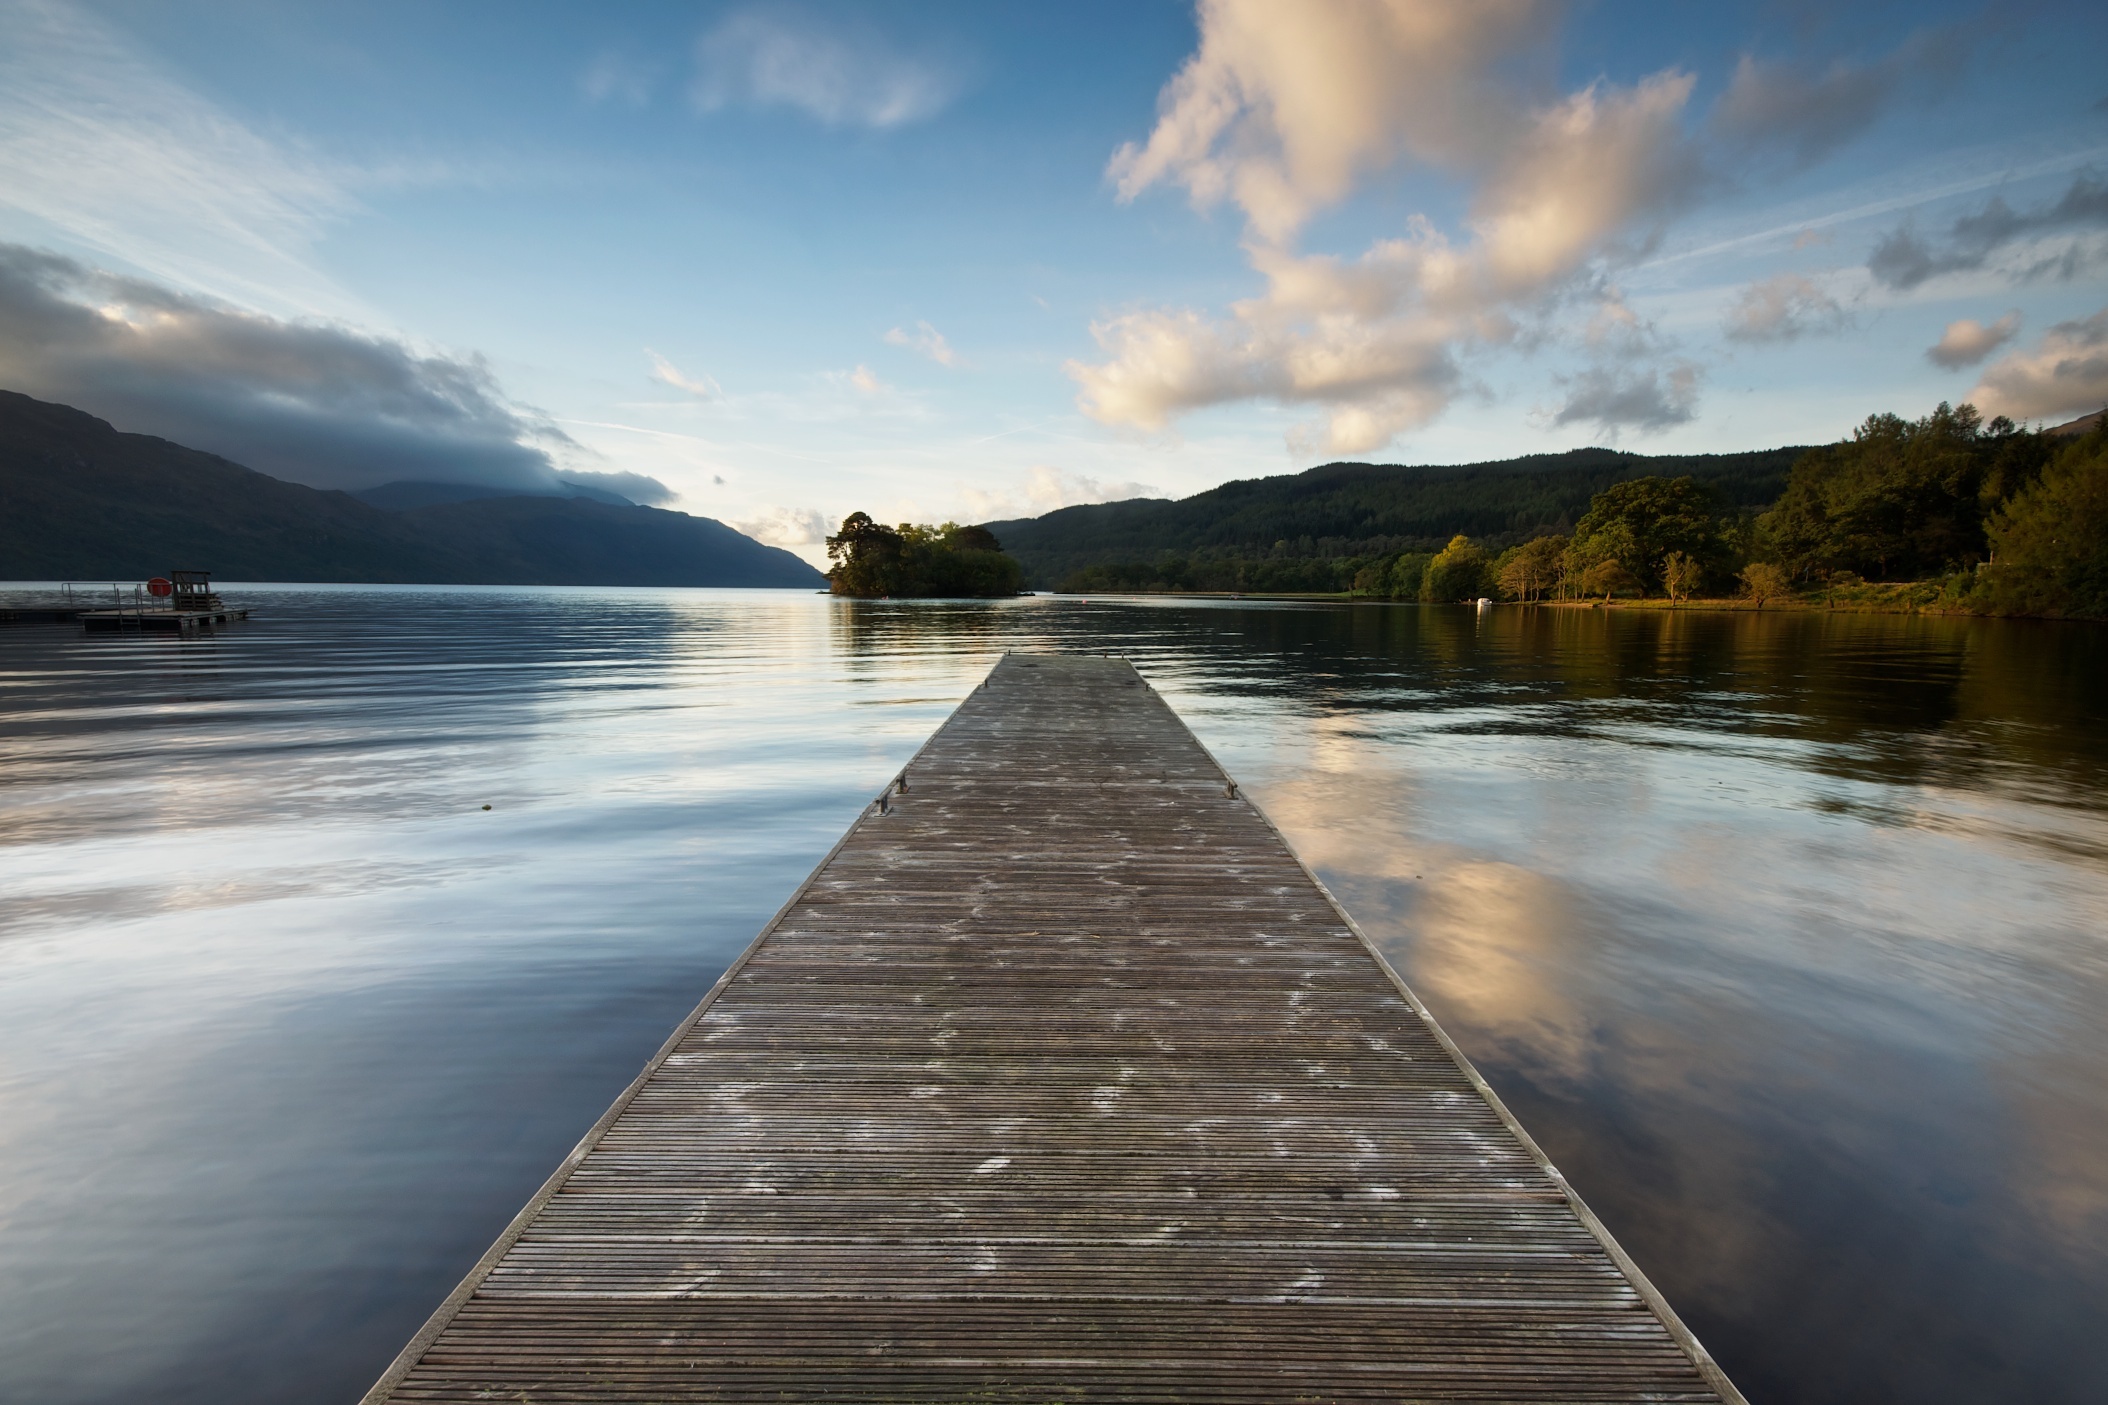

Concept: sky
[[3, 0, 2107, 566]]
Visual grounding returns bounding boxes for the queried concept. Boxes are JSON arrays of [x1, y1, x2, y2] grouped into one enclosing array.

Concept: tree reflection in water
[[1, 589, 2100, 1405], [842, 594, 2108, 1405]]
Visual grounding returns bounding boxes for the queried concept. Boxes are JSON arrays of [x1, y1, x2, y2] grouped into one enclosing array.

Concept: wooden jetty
[[365, 653, 1744, 1403], [74, 570, 245, 632], [78, 605, 247, 633]]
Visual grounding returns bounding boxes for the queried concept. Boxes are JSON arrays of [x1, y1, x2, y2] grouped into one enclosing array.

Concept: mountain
[[388, 494, 820, 587], [0, 390, 822, 587], [982, 446, 1806, 588]]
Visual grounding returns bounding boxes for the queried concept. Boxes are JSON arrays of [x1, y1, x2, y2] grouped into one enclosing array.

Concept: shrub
[[1739, 562, 1794, 607], [1581, 559, 1640, 600], [1421, 535, 1495, 601]]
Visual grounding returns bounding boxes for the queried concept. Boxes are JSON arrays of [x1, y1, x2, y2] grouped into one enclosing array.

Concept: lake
[[1, 585, 2103, 1404]]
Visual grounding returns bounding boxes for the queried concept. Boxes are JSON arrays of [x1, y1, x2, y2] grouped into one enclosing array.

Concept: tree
[[1739, 562, 1793, 608], [825, 512, 906, 596], [922, 522, 1027, 596], [1569, 476, 1724, 595], [1979, 427, 2108, 618], [1661, 550, 1703, 603], [1495, 535, 1567, 602], [826, 514, 1023, 597], [1581, 559, 1639, 601], [1765, 402, 2010, 581], [943, 523, 1001, 553], [1388, 552, 1433, 599], [1421, 534, 1495, 601]]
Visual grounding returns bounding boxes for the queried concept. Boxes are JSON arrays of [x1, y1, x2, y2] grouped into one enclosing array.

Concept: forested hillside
[[0, 391, 823, 587], [1233, 404, 2105, 621], [983, 446, 1803, 591]]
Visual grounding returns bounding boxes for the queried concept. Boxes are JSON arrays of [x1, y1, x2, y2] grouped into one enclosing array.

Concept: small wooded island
[[825, 513, 1026, 597]]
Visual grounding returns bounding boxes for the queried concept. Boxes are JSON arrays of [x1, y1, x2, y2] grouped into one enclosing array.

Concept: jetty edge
[[363, 652, 1746, 1403]]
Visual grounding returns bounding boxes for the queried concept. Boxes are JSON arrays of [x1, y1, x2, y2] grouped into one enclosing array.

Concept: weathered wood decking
[[78, 606, 246, 632], [365, 653, 1743, 1403]]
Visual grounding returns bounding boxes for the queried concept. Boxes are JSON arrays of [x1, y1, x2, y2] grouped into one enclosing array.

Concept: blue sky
[[2, 0, 2106, 564]]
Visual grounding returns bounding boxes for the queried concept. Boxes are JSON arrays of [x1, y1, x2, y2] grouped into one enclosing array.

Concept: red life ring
[[147, 577, 173, 597]]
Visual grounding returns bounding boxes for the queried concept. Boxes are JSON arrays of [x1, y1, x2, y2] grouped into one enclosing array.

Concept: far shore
[[1050, 586, 2087, 620]]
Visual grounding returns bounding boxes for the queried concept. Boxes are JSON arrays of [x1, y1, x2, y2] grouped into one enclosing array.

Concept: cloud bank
[[1709, 27, 1967, 170], [1071, 7, 2038, 457], [1723, 274, 1850, 343], [693, 8, 959, 128], [734, 505, 832, 548], [1072, 0, 1707, 455], [1870, 170, 2108, 290], [1552, 362, 1700, 435], [1969, 308, 2108, 421], [565, 470, 677, 506], [959, 465, 1160, 524], [0, 243, 652, 496]]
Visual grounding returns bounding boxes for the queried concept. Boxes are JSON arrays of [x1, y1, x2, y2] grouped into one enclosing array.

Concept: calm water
[[1, 586, 2104, 1405]]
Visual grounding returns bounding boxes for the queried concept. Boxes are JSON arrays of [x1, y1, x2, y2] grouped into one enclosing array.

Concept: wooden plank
[[363, 653, 1745, 1404]]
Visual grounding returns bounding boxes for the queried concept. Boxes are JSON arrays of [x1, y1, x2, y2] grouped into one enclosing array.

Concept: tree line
[[825, 513, 1025, 597], [1336, 403, 2106, 618], [1008, 446, 1800, 588]]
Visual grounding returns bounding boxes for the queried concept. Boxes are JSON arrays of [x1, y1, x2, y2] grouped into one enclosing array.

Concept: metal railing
[[61, 583, 167, 613]]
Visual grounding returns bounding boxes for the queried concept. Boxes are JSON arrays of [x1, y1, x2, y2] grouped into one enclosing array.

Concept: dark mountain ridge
[[984, 445, 1805, 588], [0, 390, 822, 587]]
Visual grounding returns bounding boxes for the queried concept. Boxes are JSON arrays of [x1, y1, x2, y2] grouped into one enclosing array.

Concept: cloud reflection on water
[[1, 590, 2105, 1404], [1251, 698, 2108, 1404]]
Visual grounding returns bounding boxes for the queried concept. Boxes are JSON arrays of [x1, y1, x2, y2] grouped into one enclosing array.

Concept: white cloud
[[0, 0, 356, 314], [646, 349, 718, 398], [563, 470, 677, 506], [956, 465, 1160, 523], [1927, 312, 2021, 370], [1469, 73, 1700, 292], [734, 505, 832, 547], [1723, 273, 1850, 343], [1107, 0, 1554, 246], [1969, 309, 2108, 421], [883, 320, 959, 367], [692, 9, 958, 128], [1076, 0, 1702, 456], [848, 364, 884, 394]]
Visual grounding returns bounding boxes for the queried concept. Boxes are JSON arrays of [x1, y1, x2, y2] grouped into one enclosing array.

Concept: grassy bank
[[1538, 590, 1953, 615], [1060, 583, 2097, 619]]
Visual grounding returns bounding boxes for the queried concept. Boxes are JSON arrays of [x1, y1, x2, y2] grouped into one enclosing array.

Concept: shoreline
[[1049, 587, 2098, 621]]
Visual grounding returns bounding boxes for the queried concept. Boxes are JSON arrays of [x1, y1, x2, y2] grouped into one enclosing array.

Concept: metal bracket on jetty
[[363, 653, 1746, 1403]]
